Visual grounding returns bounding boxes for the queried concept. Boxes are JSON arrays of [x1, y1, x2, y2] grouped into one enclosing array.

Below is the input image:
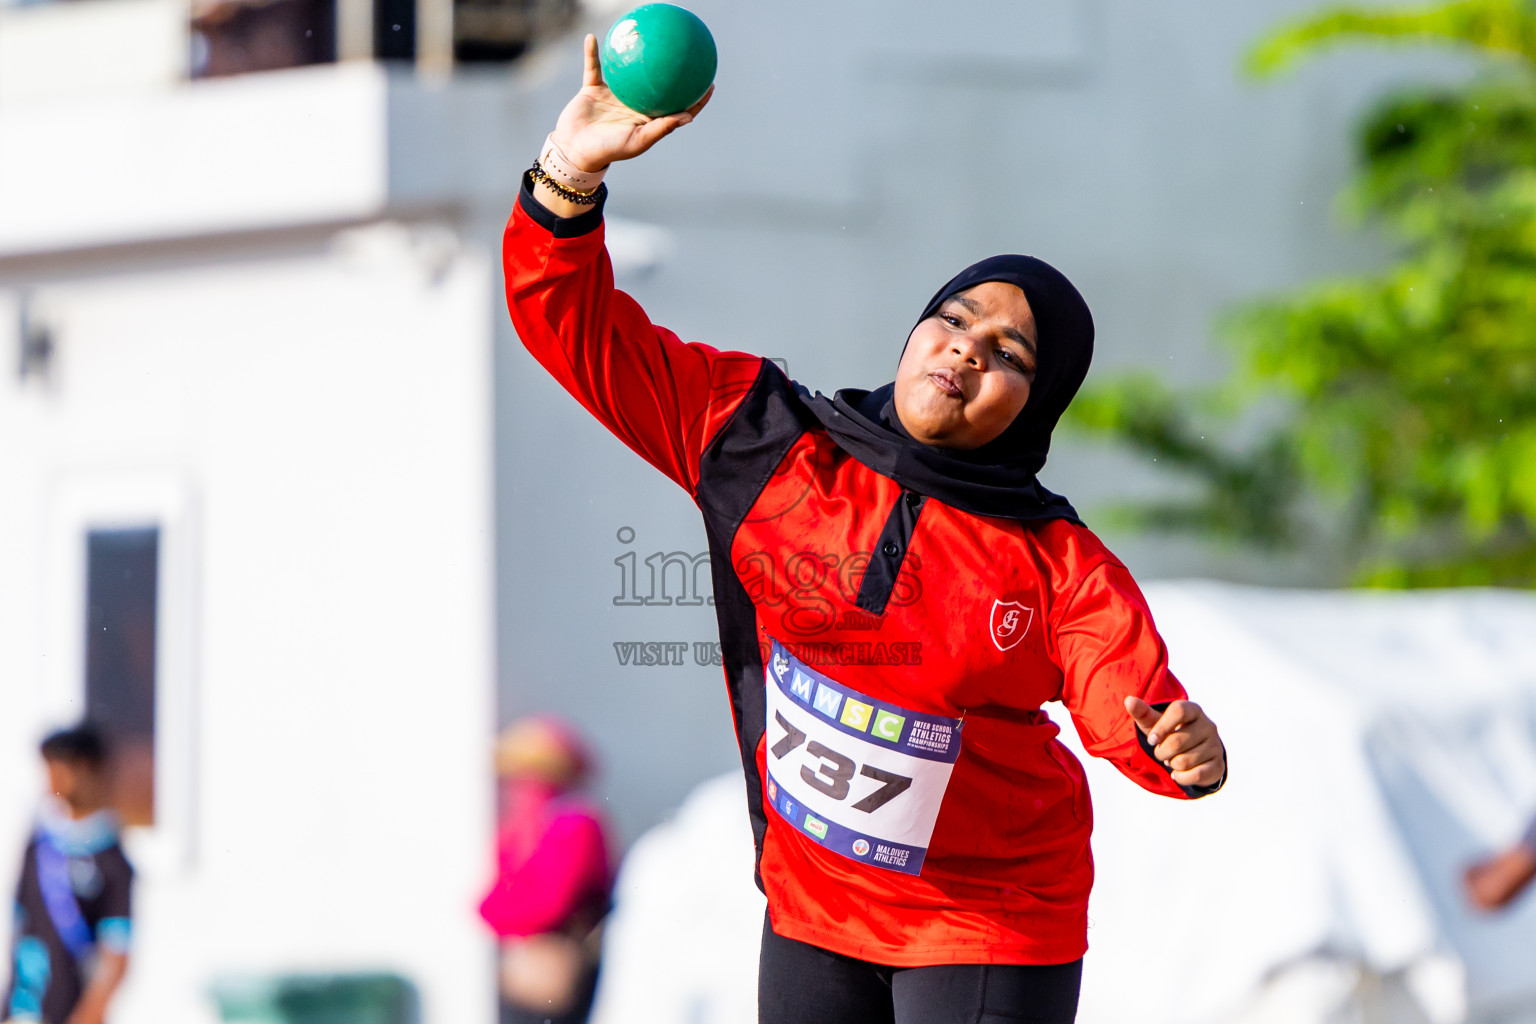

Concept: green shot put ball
[[600, 4, 717, 118]]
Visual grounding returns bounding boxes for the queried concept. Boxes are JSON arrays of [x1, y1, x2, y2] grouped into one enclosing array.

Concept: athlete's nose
[[950, 332, 985, 368]]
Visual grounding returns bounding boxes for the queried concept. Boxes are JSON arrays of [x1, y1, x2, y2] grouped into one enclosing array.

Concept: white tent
[[591, 582, 1536, 1024]]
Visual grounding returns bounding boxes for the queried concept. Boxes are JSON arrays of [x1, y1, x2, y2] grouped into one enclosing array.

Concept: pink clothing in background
[[479, 779, 612, 938]]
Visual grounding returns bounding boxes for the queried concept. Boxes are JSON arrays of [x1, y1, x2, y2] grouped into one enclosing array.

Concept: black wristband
[[518, 171, 606, 238]]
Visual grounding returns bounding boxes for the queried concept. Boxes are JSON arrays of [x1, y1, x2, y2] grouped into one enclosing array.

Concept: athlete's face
[[894, 281, 1036, 450]]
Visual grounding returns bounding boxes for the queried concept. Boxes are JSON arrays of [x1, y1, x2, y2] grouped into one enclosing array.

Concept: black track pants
[[758, 915, 1082, 1024]]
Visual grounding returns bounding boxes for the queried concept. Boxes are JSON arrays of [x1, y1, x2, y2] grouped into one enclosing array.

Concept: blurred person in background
[[479, 717, 612, 1024], [3, 725, 132, 1024], [1465, 818, 1536, 912]]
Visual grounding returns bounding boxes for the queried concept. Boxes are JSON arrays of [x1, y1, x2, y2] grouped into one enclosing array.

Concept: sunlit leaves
[[1246, 0, 1536, 77], [1066, 0, 1536, 586]]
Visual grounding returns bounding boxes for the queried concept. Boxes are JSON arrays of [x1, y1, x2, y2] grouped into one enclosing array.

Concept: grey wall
[[491, 0, 1480, 843]]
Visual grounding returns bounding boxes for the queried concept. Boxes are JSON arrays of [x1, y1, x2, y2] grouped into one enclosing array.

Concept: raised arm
[[1052, 560, 1226, 798], [505, 35, 760, 493]]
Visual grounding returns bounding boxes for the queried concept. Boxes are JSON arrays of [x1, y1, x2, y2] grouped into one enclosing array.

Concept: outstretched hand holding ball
[[535, 5, 715, 218]]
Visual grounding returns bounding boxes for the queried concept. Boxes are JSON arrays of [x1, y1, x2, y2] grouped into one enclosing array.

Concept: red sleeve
[[1051, 559, 1194, 799], [479, 812, 610, 938], [503, 181, 765, 494]]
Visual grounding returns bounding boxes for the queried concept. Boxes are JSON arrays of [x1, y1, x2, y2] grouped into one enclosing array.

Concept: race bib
[[762, 637, 962, 875]]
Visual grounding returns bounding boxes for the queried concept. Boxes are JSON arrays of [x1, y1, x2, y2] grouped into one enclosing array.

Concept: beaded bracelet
[[529, 160, 607, 206]]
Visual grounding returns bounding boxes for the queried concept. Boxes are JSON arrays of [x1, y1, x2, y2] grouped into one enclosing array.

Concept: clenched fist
[[1124, 696, 1225, 790]]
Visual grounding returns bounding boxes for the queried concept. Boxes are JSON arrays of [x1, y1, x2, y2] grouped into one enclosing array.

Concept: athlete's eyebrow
[[949, 296, 984, 318], [947, 295, 1038, 357]]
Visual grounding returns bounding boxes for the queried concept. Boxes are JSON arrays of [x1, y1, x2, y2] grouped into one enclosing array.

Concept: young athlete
[[4, 726, 133, 1024], [504, 36, 1227, 1023]]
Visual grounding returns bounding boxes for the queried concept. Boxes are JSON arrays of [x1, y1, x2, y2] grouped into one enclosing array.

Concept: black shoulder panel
[[696, 362, 815, 889]]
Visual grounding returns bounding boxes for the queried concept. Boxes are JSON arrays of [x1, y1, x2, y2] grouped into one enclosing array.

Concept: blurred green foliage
[[1068, 0, 1536, 586]]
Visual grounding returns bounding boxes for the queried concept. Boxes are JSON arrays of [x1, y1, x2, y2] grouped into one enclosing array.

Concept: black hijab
[[799, 254, 1094, 523]]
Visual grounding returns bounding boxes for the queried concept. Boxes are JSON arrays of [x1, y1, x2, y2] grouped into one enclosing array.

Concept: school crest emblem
[[990, 599, 1034, 652]]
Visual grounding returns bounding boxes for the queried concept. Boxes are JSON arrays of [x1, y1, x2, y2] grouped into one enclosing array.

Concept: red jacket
[[504, 183, 1204, 967]]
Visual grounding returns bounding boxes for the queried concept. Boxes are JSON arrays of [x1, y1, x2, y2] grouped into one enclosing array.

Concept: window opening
[[84, 528, 160, 828]]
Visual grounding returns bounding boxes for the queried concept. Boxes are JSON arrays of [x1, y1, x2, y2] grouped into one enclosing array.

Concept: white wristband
[[539, 134, 606, 193]]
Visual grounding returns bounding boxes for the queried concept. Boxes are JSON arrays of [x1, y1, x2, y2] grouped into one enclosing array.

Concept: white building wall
[[0, 225, 498, 1024], [0, 63, 389, 256], [0, 0, 188, 105]]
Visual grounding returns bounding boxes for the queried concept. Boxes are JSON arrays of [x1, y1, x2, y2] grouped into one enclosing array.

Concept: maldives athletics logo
[[989, 599, 1034, 652]]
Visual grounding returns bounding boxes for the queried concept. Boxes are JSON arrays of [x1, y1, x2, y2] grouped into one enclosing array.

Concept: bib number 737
[[772, 711, 913, 811], [762, 637, 962, 875]]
